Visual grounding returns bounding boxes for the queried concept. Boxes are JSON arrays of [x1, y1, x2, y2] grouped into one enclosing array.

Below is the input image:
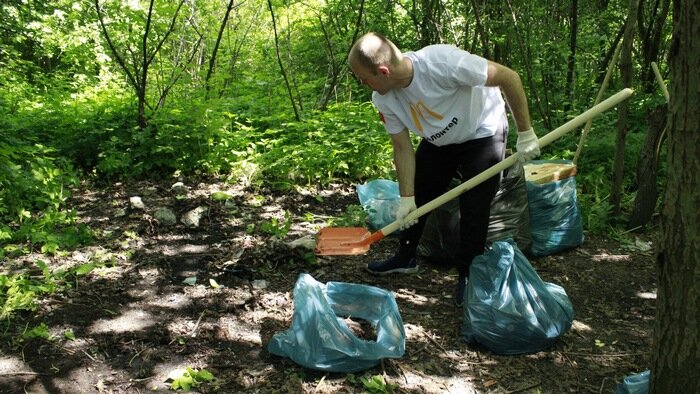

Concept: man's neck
[[393, 58, 414, 88]]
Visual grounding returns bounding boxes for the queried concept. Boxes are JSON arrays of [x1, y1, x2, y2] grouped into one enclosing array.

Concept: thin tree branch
[[469, 0, 490, 57], [205, 0, 245, 99], [503, 0, 550, 129], [94, 0, 139, 89], [146, 0, 186, 67], [267, 0, 300, 121]]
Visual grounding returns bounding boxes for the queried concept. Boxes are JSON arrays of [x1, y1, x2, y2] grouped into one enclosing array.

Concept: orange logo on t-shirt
[[409, 101, 443, 132]]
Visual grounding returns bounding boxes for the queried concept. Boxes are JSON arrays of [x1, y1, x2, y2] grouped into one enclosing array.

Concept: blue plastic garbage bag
[[356, 179, 400, 230], [526, 160, 584, 256], [615, 370, 650, 394], [461, 239, 574, 355], [268, 273, 406, 372]]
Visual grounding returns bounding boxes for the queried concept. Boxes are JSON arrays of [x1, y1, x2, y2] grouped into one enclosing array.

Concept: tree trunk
[[639, 0, 671, 93], [316, 14, 339, 111], [612, 1, 639, 215], [267, 0, 300, 121], [565, 0, 578, 112], [221, 9, 259, 98], [504, 0, 551, 130], [650, 0, 700, 391], [628, 106, 666, 229], [596, 24, 625, 85], [205, 0, 238, 100], [94, 0, 185, 128], [415, 0, 441, 46], [469, 0, 490, 58]]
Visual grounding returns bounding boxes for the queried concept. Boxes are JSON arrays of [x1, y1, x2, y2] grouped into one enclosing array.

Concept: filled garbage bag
[[417, 162, 531, 266], [487, 163, 532, 250], [268, 273, 405, 372], [461, 239, 574, 355], [615, 370, 650, 394], [356, 179, 400, 230], [526, 160, 584, 257]]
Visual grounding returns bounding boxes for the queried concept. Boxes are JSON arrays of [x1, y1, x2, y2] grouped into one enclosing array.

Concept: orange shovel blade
[[315, 227, 375, 255]]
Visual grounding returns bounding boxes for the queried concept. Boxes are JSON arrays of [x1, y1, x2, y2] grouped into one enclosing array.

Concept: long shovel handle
[[375, 88, 634, 239]]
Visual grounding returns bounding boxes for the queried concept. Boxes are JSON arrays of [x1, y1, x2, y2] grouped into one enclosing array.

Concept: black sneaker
[[454, 275, 468, 307], [367, 255, 418, 275]]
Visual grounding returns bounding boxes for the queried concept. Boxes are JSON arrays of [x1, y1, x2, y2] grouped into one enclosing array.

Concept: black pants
[[398, 116, 508, 277]]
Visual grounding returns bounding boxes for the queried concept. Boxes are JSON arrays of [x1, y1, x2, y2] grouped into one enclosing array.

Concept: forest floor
[[0, 178, 657, 394]]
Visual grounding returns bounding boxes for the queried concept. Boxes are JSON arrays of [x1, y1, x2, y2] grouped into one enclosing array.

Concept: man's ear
[[377, 65, 390, 76]]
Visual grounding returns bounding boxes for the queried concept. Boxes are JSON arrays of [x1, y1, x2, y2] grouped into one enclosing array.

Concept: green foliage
[[4, 88, 386, 187], [329, 204, 369, 228], [64, 328, 76, 340], [0, 260, 61, 319], [0, 140, 73, 213], [581, 124, 652, 231], [0, 129, 92, 256], [210, 191, 232, 201], [170, 367, 216, 391], [12, 210, 93, 256], [0, 274, 44, 319], [0, 259, 104, 332], [21, 322, 51, 341], [347, 373, 397, 394], [248, 102, 394, 188], [259, 211, 293, 238], [576, 165, 615, 234]]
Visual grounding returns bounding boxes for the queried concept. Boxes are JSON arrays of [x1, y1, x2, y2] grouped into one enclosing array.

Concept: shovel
[[315, 88, 634, 256]]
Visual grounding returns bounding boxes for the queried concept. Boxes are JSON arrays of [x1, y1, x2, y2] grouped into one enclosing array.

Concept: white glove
[[516, 127, 540, 162], [396, 196, 418, 230]]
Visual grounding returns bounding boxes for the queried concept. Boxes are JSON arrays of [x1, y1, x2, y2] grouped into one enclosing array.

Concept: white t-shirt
[[373, 44, 506, 146]]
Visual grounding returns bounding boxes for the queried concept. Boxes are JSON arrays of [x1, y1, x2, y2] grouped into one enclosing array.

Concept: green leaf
[[35, 260, 50, 276], [23, 323, 50, 340], [74, 263, 95, 275], [211, 191, 231, 201], [195, 369, 215, 382], [170, 375, 193, 390]]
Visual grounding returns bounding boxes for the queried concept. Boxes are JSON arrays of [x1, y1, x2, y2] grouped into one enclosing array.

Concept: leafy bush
[[0, 131, 89, 254], [238, 102, 395, 189], [1, 261, 62, 320]]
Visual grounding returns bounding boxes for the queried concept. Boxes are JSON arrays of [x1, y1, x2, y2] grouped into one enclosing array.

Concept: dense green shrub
[[249, 102, 394, 188]]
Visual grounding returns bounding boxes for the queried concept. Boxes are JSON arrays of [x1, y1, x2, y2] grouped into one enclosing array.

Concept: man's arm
[[389, 129, 415, 196], [485, 60, 540, 161], [485, 61, 531, 131]]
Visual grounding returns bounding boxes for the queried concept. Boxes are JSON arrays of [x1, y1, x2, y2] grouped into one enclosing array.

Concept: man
[[348, 32, 540, 306]]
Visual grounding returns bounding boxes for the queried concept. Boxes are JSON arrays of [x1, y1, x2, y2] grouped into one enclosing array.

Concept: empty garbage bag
[[268, 273, 405, 372], [356, 179, 400, 230], [461, 239, 574, 355]]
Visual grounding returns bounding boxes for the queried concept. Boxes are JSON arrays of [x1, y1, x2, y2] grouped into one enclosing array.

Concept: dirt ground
[[0, 178, 657, 393]]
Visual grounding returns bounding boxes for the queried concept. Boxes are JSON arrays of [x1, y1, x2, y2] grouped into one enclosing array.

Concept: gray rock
[[171, 182, 189, 195], [181, 206, 208, 228], [154, 207, 177, 226], [129, 196, 145, 210]]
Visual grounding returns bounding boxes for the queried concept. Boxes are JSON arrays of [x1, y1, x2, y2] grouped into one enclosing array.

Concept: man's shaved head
[[348, 32, 403, 73]]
